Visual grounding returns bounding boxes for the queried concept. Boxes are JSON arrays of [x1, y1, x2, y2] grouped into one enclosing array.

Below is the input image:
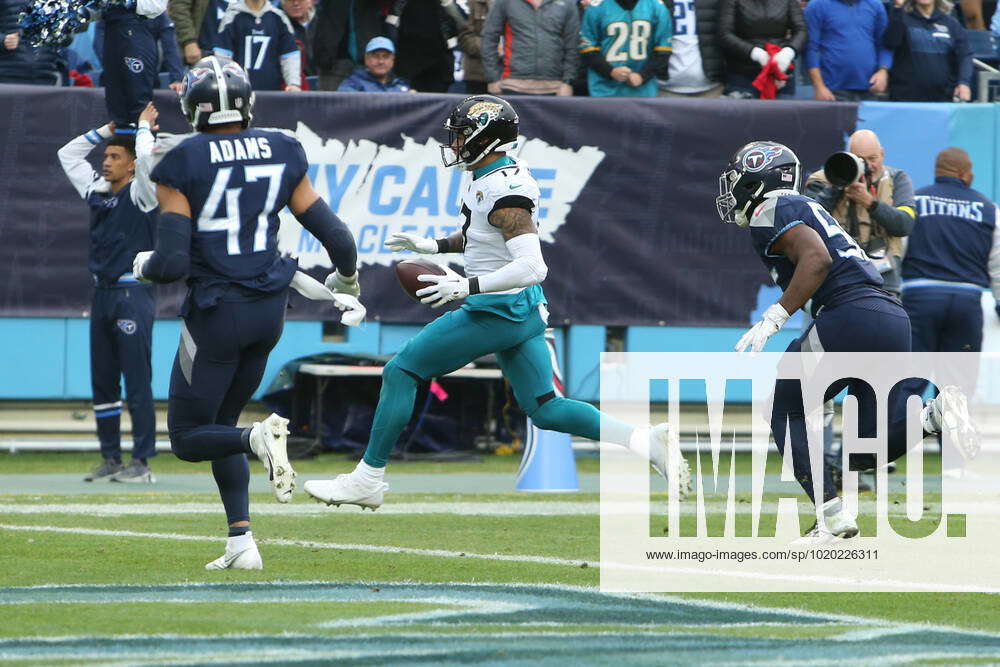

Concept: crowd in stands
[[0, 0, 994, 101]]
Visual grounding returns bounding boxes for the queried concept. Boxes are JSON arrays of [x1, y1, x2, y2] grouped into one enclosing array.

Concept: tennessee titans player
[[133, 57, 359, 569], [718, 141, 972, 544]]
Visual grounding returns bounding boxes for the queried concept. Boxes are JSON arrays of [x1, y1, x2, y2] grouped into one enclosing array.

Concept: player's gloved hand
[[416, 265, 469, 308], [774, 47, 795, 73], [133, 251, 153, 282], [325, 270, 360, 297], [750, 47, 769, 67], [735, 303, 790, 355], [385, 232, 438, 254]]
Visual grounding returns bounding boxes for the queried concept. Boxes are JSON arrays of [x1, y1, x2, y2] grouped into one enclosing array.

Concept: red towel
[[752, 43, 790, 100], [68, 69, 93, 87]]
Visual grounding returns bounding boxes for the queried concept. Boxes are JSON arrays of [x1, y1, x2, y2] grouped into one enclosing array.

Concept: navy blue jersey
[[214, 2, 298, 90], [151, 129, 308, 300], [749, 193, 884, 311], [902, 176, 1000, 289], [87, 182, 157, 285]]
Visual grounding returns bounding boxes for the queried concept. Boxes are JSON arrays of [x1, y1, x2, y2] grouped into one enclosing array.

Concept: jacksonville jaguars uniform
[[361, 155, 634, 469], [750, 191, 913, 502], [150, 128, 307, 524], [579, 0, 673, 97]]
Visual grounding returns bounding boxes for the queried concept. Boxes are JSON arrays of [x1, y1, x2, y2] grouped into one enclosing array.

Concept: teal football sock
[[530, 397, 633, 446], [362, 360, 420, 468]]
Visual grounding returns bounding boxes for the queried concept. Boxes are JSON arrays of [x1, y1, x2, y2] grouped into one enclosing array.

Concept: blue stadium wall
[[0, 100, 994, 402]]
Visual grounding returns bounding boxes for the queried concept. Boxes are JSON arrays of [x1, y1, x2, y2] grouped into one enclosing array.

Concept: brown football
[[395, 259, 447, 301]]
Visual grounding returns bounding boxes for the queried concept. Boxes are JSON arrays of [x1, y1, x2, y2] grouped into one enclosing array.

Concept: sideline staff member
[[57, 105, 160, 483]]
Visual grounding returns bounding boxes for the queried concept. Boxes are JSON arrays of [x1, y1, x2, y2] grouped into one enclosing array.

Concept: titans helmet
[[716, 141, 801, 227], [441, 95, 519, 169], [180, 56, 255, 131]]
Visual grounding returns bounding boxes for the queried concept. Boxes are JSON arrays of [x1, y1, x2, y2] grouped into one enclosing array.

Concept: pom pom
[[19, 0, 136, 47]]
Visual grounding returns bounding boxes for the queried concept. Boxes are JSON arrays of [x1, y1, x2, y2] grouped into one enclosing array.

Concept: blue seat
[[966, 29, 998, 61]]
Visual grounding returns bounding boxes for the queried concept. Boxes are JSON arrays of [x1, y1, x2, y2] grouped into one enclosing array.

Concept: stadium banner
[[0, 86, 858, 325]]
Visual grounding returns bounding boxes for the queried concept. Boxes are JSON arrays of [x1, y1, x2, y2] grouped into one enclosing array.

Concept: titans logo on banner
[[277, 123, 605, 269]]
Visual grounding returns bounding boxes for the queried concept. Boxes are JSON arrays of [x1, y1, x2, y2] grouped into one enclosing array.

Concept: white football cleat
[[304, 474, 388, 510], [925, 386, 980, 461], [249, 414, 296, 503], [205, 532, 263, 570], [791, 498, 858, 547], [648, 422, 692, 501]]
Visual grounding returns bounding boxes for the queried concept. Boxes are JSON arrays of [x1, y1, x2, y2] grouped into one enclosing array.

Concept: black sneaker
[[84, 459, 123, 482], [110, 459, 155, 483]]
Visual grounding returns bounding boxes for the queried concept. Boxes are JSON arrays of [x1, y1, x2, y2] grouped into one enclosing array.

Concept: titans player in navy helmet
[[133, 57, 359, 569], [718, 141, 972, 544]]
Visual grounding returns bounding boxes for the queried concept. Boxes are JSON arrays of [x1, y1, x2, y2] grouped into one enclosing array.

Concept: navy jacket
[[885, 7, 971, 101], [0, 0, 60, 84], [337, 67, 411, 92], [903, 177, 1000, 295]]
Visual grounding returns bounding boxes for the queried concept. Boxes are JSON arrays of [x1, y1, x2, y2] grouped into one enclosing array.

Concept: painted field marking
[[4, 523, 1000, 592]]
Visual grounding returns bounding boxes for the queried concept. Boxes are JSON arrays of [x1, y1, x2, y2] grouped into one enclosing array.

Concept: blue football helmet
[[716, 141, 801, 227]]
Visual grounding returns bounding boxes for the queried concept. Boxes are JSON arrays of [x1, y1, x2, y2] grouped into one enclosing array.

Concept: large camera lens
[[824, 151, 867, 188]]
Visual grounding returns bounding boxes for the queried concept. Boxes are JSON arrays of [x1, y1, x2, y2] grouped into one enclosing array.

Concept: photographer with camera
[[804, 129, 915, 491], [804, 130, 916, 296]]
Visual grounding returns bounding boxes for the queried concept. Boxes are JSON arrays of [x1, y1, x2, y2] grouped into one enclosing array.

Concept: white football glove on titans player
[[735, 303, 790, 355], [132, 251, 153, 282], [415, 264, 469, 308], [385, 232, 438, 254], [324, 270, 360, 298]]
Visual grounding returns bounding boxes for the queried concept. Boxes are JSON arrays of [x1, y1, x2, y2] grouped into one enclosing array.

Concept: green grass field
[[2, 451, 999, 664]]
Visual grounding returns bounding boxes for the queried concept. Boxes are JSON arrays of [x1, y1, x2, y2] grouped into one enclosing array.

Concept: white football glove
[[291, 271, 365, 326], [774, 47, 795, 73], [415, 265, 469, 308], [750, 46, 770, 67], [133, 250, 153, 282], [385, 232, 438, 254], [324, 270, 360, 298], [735, 303, 790, 355]]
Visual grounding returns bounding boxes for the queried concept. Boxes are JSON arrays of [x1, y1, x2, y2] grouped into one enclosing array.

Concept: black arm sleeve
[[295, 198, 358, 277], [638, 51, 670, 82], [144, 212, 192, 284], [582, 49, 615, 78]]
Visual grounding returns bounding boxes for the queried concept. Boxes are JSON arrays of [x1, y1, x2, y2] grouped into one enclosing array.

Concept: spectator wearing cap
[[338, 37, 412, 92], [804, 0, 893, 101], [481, 0, 580, 96], [885, 0, 972, 101], [718, 0, 806, 98]]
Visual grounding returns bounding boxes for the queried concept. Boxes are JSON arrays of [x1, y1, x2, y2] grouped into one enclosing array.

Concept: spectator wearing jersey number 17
[[718, 0, 806, 99], [214, 0, 302, 91]]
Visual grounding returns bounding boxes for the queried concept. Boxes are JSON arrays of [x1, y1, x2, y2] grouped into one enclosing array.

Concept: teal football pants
[[363, 306, 634, 467]]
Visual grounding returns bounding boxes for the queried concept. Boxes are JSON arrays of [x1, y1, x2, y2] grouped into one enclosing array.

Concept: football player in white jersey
[[304, 95, 690, 509]]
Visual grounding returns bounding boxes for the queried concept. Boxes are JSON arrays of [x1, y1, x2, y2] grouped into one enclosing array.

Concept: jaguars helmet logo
[[467, 101, 504, 128]]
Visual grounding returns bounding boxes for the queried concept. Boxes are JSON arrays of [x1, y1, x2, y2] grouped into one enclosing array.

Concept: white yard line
[[5, 523, 1000, 593], [0, 502, 601, 517]]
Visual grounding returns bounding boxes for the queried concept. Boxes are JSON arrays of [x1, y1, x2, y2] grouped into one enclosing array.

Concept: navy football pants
[[167, 291, 287, 525], [771, 296, 915, 503], [91, 284, 156, 461], [102, 18, 158, 127], [901, 287, 982, 396]]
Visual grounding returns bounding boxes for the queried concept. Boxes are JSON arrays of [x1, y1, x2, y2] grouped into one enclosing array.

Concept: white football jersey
[[460, 156, 541, 294]]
